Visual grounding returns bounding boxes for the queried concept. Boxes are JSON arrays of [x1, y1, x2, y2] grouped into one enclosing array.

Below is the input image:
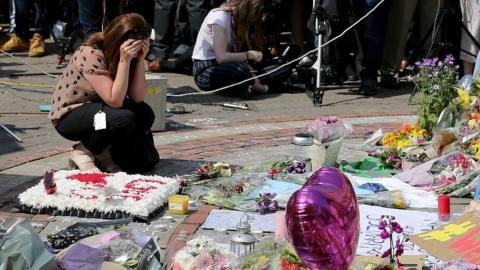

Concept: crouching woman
[[49, 13, 159, 173]]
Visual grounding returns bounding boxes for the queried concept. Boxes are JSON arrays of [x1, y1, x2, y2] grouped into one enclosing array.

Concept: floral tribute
[[182, 162, 234, 189], [407, 55, 459, 132], [17, 170, 180, 217], [431, 152, 480, 197], [382, 123, 429, 149], [255, 193, 279, 214], [172, 236, 239, 270], [378, 216, 408, 266], [242, 238, 309, 270], [304, 116, 347, 143]]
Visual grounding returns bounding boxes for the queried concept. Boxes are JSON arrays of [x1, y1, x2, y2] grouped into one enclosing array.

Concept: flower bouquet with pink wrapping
[[172, 236, 239, 270], [304, 116, 349, 143]]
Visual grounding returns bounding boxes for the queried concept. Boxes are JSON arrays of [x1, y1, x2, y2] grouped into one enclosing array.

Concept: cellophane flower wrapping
[[305, 116, 348, 143], [430, 152, 480, 197], [172, 236, 239, 270]]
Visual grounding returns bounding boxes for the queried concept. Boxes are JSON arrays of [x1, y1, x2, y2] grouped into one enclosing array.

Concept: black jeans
[[14, 0, 49, 39], [150, 0, 210, 60], [55, 100, 156, 172]]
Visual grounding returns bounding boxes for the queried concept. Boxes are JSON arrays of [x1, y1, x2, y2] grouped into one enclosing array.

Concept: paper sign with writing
[[410, 211, 480, 265], [357, 205, 442, 265]]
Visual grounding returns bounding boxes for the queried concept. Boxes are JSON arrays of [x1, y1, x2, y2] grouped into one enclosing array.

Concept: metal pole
[[0, 124, 23, 142]]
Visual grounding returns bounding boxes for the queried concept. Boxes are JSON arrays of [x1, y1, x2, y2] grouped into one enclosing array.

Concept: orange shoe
[[28, 33, 46, 57], [1, 33, 29, 52]]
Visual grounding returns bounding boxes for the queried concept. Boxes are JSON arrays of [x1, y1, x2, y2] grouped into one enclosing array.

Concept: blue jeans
[[358, 0, 388, 81], [77, 0, 103, 38], [14, 0, 49, 39]]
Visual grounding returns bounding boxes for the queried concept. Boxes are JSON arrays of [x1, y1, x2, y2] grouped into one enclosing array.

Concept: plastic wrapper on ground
[[0, 219, 57, 270], [357, 190, 407, 209], [58, 243, 106, 270], [47, 220, 130, 250]]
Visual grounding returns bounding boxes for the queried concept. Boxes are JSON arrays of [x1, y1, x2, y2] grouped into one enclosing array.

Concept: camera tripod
[[304, 0, 329, 106]]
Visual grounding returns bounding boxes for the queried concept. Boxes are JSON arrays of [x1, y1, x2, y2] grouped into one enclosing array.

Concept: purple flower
[[381, 249, 391, 258], [445, 54, 455, 65], [380, 229, 390, 239], [392, 222, 403, 233], [256, 193, 278, 214], [432, 84, 440, 90], [395, 239, 404, 257], [378, 220, 387, 230], [406, 65, 414, 71]]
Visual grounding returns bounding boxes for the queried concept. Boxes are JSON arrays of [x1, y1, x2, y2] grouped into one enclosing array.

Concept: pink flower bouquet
[[304, 116, 348, 143], [172, 237, 239, 270]]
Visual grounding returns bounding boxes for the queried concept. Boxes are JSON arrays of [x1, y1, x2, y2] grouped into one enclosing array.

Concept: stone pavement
[[0, 37, 426, 256]]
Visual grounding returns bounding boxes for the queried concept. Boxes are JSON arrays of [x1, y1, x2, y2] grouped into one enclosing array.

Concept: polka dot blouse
[[49, 45, 108, 125]]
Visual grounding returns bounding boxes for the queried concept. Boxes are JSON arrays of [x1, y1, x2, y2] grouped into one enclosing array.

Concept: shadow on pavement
[[0, 123, 27, 155], [0, 173, 38, 202]]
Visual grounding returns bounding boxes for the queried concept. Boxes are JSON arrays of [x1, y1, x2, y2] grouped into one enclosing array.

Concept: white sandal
[[69, 143, 101, 172]]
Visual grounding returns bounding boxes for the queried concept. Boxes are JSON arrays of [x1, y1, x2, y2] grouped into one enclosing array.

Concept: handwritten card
[[357, 205, 441, 265]]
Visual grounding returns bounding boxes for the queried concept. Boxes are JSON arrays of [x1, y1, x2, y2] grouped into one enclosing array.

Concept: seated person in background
[[191, 0, 291, 98], [49, 13, 159, 173]]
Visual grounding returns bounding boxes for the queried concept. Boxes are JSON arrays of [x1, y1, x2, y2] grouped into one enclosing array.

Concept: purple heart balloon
[[286, 167, 359, 270]]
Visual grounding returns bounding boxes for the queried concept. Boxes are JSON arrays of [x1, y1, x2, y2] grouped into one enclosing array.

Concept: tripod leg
[[426, 11, 446, 58]]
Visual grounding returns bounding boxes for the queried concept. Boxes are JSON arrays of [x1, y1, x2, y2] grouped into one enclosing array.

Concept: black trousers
[[55, 100, 157, 172], [151, 0, 210, 60]]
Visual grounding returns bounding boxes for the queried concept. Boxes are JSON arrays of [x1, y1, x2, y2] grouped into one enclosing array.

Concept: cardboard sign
[[352, 255, 425, 270], [410, 211, 480, 265]]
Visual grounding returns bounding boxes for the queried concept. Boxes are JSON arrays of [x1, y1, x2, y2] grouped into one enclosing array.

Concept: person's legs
[[123, 100, 155, 134], [110, 100, 157, 173], [381, 0, 417, 72], [193, 60, 255, 97], [56, 102, 139, 172], [13, 0, 30, 39], [357, 0, 388, 95], [150, 0, 176, 61], [77, 0, 103, 38], [185, 0, 210, 42], [33, 0, 48, 37], [149, 46, 194, 73], [1, 0, 30, 52], [460, 0, 480, 75], [9, 0, 16, 33], [56, 102, 136, 155]]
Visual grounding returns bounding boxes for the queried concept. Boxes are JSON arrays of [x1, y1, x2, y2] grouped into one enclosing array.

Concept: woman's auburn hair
[[222, 0, 269, 51], [83, 13, 151, 78]]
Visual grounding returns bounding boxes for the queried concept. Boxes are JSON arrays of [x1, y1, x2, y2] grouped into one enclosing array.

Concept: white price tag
[[94, 111, 107, 130], [169, 203, 183, 211]]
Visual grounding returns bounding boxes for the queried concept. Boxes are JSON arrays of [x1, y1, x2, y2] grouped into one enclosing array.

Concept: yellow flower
[[457, 87, 471, 108], [468, 119, 478, 128], [393, 199, 406, 209], [470, 140, 480, 159], [396, 139, 411, 148]]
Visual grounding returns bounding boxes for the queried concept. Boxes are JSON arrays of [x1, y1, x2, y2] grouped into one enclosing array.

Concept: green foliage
[[409, 55, 459, 132]]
